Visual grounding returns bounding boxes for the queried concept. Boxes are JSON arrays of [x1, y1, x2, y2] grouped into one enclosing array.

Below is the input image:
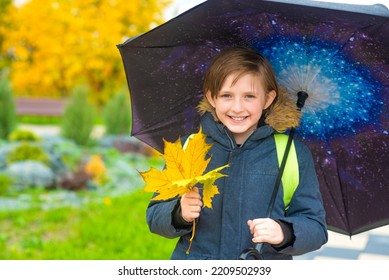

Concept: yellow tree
[[3, 0, 172, 105]]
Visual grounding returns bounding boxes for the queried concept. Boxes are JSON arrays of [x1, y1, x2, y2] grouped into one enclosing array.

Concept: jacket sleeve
[[276, 141, 328, 256], [146, 197, 193, 239]]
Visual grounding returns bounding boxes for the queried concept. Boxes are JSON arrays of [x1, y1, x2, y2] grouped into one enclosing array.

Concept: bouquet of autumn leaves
[[140, 128, 228, 253]]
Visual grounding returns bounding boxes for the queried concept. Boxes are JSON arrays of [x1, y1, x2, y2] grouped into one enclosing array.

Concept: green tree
[[61, 86, 95, 146], [103, 91, 132, 135], [0, 77, 16, 139]]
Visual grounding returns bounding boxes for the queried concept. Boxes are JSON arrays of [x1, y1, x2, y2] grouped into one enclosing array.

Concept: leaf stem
[[186, 220, 196, 254]]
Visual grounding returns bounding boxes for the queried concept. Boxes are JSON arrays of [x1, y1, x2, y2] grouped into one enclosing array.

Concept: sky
[[164, 0, 206, 20], [165, 0, 389, 20]]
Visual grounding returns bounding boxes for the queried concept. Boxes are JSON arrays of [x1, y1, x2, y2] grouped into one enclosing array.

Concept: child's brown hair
[[203, 47, 278, 100], [198, 47, 301, 132]]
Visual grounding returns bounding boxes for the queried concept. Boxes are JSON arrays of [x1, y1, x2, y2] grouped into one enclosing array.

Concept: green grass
[[17, 115, 62, 125], [17, 115, 104, 125], [0, 191, 177, 260]]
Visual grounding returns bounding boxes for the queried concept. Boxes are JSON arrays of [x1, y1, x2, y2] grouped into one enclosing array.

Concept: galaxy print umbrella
[[117, 0, 389, 236]]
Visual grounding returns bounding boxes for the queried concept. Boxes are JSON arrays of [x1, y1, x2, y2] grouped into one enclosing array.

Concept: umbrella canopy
[[117, 0, 389, 236]]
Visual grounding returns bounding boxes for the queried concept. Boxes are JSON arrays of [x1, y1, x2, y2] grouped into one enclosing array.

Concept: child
[[146, 47, 328, 260]]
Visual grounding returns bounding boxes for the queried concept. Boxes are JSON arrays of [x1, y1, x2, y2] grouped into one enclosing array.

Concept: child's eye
[[245, 94, 256, 99], [219, 93, 232, 98]]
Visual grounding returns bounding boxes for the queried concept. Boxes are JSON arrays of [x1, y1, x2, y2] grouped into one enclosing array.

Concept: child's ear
[[264, 90, 276, 109], [205, 90, 216, 108]]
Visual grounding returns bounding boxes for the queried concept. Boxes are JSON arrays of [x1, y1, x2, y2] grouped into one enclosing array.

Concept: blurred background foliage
[[0, 0, 178, 260], [0, 0, 172, 106]]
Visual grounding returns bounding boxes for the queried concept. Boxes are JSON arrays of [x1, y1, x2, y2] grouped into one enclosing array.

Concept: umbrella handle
[[238, 243, 265, 260], [297, 91, 308, 109], [238, 247, 264, 260]]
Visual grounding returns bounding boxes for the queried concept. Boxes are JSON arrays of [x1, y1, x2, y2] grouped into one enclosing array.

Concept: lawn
[[0, 190, 177, 260], [0, 124, 179, 260]]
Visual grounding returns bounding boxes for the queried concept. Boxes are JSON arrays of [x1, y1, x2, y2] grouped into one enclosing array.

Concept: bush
[[84, 154, 108, 185], [0, 173, 12, 195], [58, 166, 91, 191], [61, 86, 95, 146], [8, 129, 40, 142], [0, 77, 17, 140], [5, 160, 56, 190], [43, 137, 82, 172], [6, 142, 50, 166], [103, 91, 132, 135], [0, 143, 17, 170]]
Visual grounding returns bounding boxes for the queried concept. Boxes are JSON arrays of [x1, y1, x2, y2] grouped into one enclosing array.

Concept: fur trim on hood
[[197, 86, 301, 132]]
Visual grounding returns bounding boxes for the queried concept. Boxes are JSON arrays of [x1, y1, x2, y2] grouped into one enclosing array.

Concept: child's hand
[[247, 218, 284, 245], [180, 187, 202, 223]]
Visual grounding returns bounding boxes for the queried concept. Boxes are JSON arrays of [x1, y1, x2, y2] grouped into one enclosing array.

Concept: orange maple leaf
[[140, 127, 228, 209]]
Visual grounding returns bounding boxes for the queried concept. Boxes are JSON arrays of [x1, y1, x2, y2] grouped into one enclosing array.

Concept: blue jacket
[[146, 112, 328, 260]]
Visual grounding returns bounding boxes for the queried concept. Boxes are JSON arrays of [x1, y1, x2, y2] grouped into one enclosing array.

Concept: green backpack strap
[[183, 134, 195, 150], [274, 134, 299, 210]]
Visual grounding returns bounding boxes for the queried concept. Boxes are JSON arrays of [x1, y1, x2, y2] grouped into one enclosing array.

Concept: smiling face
[[206, 72, 276, 144]]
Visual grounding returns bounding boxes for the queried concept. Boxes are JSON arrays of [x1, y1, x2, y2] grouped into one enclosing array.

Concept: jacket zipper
[[223, 127, 236, 150], [223, 127, 256, 149], [239, 130, 255, 148]]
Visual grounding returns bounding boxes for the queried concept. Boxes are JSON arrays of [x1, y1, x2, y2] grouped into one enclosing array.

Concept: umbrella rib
[[328, 23, 378, 60], [330, 31, 357, 61], [331, 142, 352, 234], [317, 139, 350, 234], [264, 12, 292, 56]]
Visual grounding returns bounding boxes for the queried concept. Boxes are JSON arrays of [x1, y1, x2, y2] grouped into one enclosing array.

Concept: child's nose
[[231, 98, 244, 112]]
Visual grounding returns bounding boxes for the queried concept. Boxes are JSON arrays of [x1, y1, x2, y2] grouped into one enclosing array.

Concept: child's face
[[206, 72, 275, 144]]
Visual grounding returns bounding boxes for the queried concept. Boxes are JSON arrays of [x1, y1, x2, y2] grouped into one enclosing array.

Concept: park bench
[[15, 97, 67, 116]]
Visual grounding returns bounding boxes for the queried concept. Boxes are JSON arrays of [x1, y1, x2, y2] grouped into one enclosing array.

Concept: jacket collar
[[201, 112, 274, 149], [197, 86, 301, 133]]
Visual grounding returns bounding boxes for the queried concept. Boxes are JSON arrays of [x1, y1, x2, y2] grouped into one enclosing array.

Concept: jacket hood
[[197, 86, 301, 132]]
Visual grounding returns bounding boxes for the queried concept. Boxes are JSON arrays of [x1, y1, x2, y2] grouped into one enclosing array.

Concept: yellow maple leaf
[[140, 127, 228, 209]]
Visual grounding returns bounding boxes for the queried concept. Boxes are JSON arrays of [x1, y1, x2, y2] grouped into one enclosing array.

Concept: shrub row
[[0, 130, 158, 198], [0, 76, 132, 146]]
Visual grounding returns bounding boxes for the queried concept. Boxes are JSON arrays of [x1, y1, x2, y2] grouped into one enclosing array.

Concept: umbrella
[[117, 0, 389, 236]]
